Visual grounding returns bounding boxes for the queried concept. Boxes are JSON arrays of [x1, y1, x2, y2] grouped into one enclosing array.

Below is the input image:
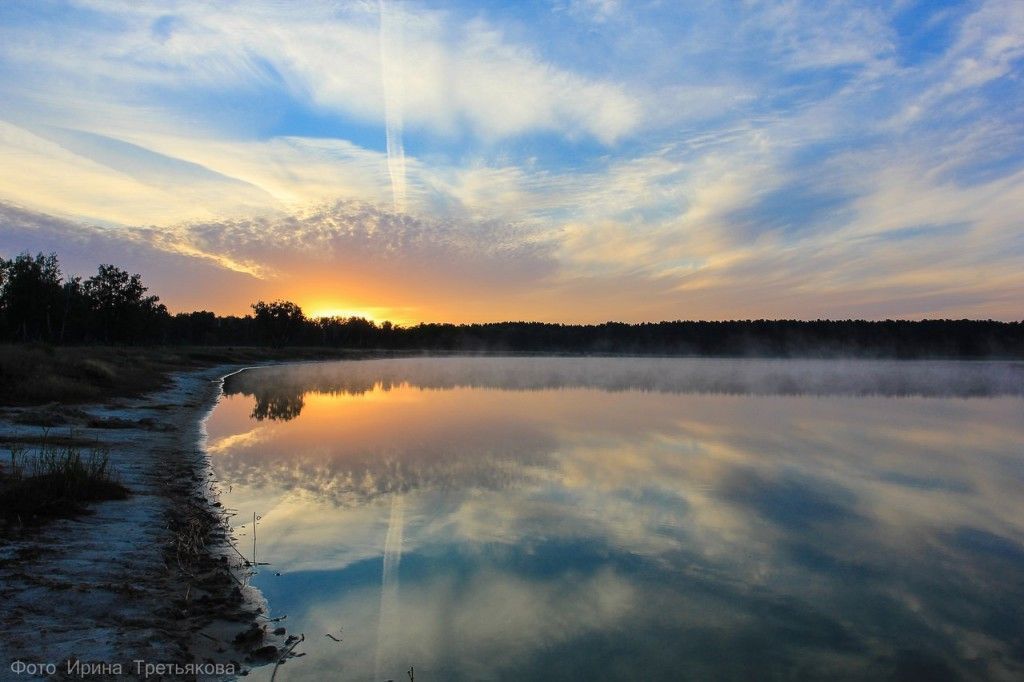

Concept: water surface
[[205, 357, 1024, 681]]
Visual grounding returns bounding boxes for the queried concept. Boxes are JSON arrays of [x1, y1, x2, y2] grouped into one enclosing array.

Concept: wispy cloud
[[0, 0, 1021, 320]]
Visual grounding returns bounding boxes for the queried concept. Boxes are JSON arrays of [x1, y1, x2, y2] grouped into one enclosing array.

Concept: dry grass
[[0, 345, 185, 405], [0, 344, 381, 406], [0, 442, 129, 522]]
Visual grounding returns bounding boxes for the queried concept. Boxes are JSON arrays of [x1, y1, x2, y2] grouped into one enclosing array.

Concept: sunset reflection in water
[[204, 357, 1024, 681]]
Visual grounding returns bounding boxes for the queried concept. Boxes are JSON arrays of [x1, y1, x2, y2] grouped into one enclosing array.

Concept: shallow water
[[205, 357, 1024, 681]]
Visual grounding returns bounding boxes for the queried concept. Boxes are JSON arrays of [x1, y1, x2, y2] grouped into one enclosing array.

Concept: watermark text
[[10, 659, 238, 678]]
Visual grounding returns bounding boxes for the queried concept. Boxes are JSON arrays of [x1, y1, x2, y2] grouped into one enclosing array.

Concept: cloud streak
[[379, 0, 407, 213], [0, 1, 1021, 321]]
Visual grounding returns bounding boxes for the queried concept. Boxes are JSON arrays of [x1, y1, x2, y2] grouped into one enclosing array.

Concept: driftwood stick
[[270, 634, 305, 682]]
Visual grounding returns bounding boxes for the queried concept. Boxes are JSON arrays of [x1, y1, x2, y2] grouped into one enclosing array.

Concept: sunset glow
[[1, 1, 1022, 321], [306, 305, 408, 325]]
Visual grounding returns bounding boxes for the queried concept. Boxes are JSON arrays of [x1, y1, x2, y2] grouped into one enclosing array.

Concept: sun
[[304, 303, 412, 325], [307, 306, 378, 320]]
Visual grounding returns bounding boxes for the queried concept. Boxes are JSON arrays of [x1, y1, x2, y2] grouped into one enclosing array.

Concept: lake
[[204, 357, 1024, 681]]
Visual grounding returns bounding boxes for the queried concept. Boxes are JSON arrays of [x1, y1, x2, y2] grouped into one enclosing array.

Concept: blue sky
[[0, 0, 1021, 321]]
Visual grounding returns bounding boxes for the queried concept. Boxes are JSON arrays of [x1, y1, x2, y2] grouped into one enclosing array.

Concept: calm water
[[204, 358, 1024, 681]]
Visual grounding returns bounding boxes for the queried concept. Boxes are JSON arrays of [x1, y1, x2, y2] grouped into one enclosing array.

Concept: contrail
[[379, 0, 407, 213], [374, 493, 406, 679]]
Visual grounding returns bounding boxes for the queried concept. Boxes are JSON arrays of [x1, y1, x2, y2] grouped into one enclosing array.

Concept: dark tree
[[172, 311, 220, 345], [57, 276, 90, 343], [0, 252, 64, 342], [83, 264, 167, 343], [251, 300, 305, 347]]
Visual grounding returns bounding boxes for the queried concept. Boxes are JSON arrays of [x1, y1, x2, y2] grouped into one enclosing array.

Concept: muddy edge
[[165, 365, 286, 673]]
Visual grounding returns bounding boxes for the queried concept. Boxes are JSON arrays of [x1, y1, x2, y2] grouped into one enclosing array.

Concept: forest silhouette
[[2, 251, 1022, 358]]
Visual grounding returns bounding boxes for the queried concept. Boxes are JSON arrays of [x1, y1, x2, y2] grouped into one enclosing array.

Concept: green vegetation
[[1, 442, 128, 522]]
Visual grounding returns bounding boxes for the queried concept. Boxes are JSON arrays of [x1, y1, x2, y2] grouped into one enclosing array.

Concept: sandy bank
[[0, 365, 282, 679]]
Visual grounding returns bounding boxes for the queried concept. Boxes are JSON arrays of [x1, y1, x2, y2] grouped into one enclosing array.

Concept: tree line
[[2, 251, 1022, 357]]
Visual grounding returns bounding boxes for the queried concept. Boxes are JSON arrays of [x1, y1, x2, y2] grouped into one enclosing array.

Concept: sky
[[0, 0, 1021, 323]]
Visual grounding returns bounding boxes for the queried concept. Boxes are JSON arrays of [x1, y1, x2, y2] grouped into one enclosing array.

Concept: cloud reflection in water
[[206, 357, 1024, 680]]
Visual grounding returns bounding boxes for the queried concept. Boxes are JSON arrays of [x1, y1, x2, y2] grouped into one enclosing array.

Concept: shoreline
[[0, 364, 282, 679]]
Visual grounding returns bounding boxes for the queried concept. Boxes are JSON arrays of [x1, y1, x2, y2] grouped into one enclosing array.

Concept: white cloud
[[0, 2, 642, 146], [745, 1, 897, 70], [1, 0, 1022, 320]]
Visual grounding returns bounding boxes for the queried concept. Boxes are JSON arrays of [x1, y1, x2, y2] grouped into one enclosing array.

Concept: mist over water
[[208, 357, 1024, 681], [225, 356, 1024, 400]]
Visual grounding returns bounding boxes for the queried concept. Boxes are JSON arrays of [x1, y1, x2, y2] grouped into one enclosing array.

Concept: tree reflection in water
[[247, 389, 305, 421]]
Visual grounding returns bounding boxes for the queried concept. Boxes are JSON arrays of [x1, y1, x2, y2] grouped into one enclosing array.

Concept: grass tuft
[[0, 442, 129, 522]]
